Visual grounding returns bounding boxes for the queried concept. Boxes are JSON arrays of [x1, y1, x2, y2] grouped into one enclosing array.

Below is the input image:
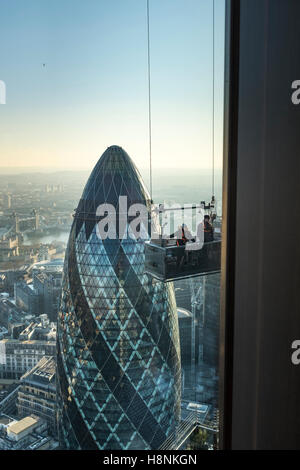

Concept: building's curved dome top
[[82, 145, 149, 203], [75, 146, 150, 239], [95, 145, 136, 172]]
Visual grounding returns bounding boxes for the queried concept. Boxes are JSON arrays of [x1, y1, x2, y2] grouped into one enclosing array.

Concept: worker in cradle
[[173, 224, 193, 268], [171, 224, 193, 245], [203, 215, 214, 242]]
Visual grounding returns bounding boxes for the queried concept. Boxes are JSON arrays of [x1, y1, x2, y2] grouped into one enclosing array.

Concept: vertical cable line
[[147, 0, 153, 202], [212, 0, 215, 199]]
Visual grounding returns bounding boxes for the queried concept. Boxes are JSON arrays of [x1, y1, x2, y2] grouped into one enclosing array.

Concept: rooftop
[[0, 414, 14, 426], [0, 338, 55, 345], [21, 356, 56, 387], [7, 416, 38, 435]]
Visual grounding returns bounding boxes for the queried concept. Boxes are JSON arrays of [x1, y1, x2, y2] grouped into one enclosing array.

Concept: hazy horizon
[[0, 0, 225, 171], [0, 165, 223, 174]]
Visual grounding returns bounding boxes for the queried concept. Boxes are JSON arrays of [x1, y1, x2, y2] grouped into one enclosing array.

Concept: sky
[[0, 0, 225, 172]]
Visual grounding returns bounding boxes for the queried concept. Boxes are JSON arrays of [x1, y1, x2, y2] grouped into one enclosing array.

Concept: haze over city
[[0, 0, 225, 171]]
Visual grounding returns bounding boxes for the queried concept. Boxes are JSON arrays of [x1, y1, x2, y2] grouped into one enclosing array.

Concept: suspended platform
[[144, 237, 221, 282]]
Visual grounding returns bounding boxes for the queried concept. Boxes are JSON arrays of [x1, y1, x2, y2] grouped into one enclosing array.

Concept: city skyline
[[0, 1, 224, 452], [0, 150, 220, 451]]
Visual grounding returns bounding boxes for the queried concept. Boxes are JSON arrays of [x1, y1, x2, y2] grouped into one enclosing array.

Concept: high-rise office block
[[57, 146, 181, 450]]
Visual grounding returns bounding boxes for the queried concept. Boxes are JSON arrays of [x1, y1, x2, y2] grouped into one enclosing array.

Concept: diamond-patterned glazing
[[57, 146, 181, 450]]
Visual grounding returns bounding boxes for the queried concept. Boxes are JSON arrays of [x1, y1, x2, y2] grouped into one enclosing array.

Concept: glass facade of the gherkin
[[57, 146, 181, 450]]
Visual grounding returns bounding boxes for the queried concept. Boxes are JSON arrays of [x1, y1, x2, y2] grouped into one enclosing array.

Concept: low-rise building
[[0, 326, 8, 340], [17, 356, 56, 436], [0, 383, 20, 416], [0, 414, 58, 450], [14, 282, 39, 315], [19, 315, 56, 342], [178, 308, 193, 367], [0, 295, 26, 329], [0, 234, 19, 261], [0, 339, 56, 379], [33, 269, 62, 322]]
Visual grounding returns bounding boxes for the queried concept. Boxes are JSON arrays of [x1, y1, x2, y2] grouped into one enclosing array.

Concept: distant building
[[31, 209, 39, 230], [0, 294, 33, 332], [176, 275, 220, 407], [0, 414, 58, 450], [0, 383, 20, 416], [33, 271, 62, 321], [18, 316, 56, 342], [178, 308, 193, 367], [12, 212, 19, 234], [0, 267, 29, 296], [14, 282, 39, 315], [3, 194, 11, 210], [37, 246, 50, 262], [17, 356, 56, 437], [0, 339, 56, 379], [10, 323, 28, 339], [0, 326, 8, 340], [32, 258, 64, 275], [45, 184, 63, 193], [0, 234, 19, 261], [201, 274, 220, 371], [175, 280, 193, 312]]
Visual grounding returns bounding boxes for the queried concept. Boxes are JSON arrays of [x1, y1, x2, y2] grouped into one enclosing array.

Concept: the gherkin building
[[57, 146, 181, 450]]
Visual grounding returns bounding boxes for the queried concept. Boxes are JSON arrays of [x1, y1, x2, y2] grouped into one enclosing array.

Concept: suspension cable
[[212, 0, 215, 200], [147, 0, 153, 202], [146, 1, 214, 203]]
